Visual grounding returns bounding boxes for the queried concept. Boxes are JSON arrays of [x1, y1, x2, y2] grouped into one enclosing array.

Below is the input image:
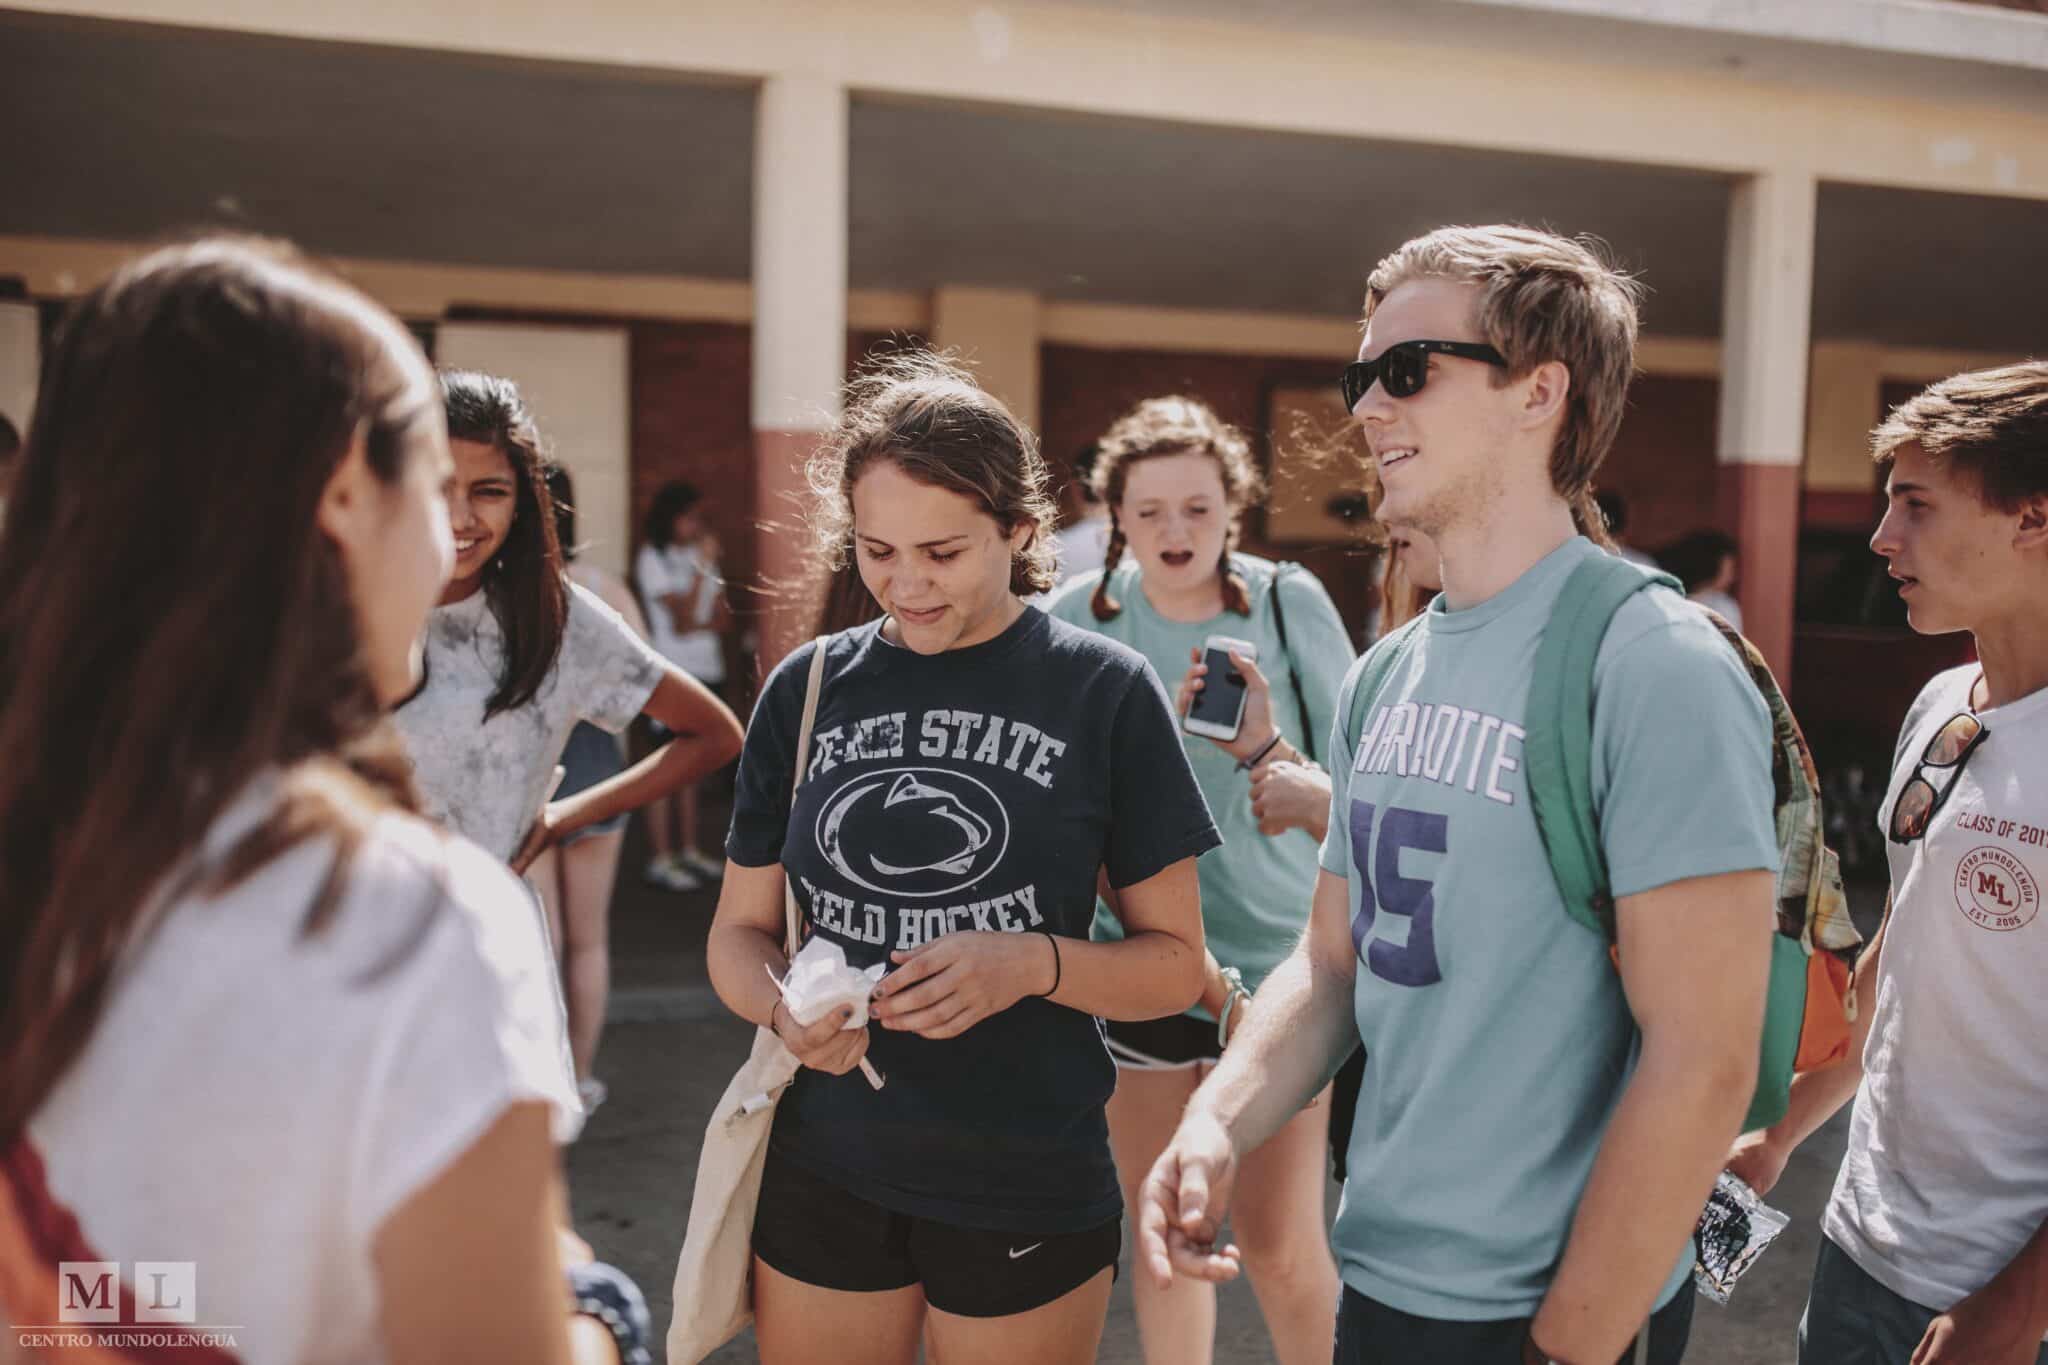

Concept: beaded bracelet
[[1215, 966, 1250, 1048], [566, 1261, 652, 1365]]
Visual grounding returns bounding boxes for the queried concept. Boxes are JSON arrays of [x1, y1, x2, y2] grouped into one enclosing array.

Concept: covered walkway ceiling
[[5, 9, 2045, 353]]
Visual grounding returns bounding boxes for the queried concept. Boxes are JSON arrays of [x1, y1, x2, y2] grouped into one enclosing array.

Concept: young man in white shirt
[[1725, 361, 2048, 1365]]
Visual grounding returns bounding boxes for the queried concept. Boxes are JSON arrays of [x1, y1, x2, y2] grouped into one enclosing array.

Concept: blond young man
[[1138, 226, 1779, 1365], [1726, 362, 2048, 1365]]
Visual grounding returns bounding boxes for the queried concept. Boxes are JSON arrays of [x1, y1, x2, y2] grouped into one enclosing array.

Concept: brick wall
[[622, 325, 1725, 668]]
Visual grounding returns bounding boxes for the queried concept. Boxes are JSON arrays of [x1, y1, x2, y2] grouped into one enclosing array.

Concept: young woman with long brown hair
[[393, 373, 741, 883], [0, 238, 630, 1363], [708, 353, 1217, 1365]]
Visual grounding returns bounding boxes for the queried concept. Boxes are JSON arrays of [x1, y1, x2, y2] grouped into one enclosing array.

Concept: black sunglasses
[[1340, 340, 1508, 410], [1888, 711, 1988, 844]]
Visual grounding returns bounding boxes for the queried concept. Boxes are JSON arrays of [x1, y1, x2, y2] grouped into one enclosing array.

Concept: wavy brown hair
[[0, 238, 439, 1140], [1088, 396, 1266, 620], [431, 370, 567, 719], [807, 351, 1058, 596]]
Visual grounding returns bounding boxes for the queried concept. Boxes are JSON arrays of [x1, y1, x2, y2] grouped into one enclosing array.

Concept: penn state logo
[[816, 767, 1010, 898]]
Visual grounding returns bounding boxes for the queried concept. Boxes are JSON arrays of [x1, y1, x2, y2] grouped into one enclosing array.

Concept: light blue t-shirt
[[1047, 555, 1356, 999], [1318, 535, 1777, 1321]]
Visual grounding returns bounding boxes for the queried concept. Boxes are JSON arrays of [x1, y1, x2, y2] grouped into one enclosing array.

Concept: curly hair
[[806, 351, 1058, 596], [1087, 395, 1266, 620]]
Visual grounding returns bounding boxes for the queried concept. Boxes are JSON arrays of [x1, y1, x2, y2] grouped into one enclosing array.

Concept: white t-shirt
[[635, 542, 725, 683], [392, 581, 665, 865], [21, 777, 576, 1364], [1825, 664, 2048, 1322], [1054, 514, 1111, 586]]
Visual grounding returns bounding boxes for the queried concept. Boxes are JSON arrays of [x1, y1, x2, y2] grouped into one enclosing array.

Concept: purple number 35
[[1347, 800, 1448, 987]]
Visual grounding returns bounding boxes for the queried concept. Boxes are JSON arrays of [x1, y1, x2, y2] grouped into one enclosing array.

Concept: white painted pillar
[[435, 322, 634, 579], [1717, 169, 1818, 678], [932, 286, 1042, 432], [0, 302, 39, 442], [752, 73, 849, 671], [1802, 341, 1884, 495]]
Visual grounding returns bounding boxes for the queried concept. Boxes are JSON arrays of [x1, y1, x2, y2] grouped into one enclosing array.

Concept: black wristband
[[1235, 731, 1285, 773], [1035, 930, 1062, 999]]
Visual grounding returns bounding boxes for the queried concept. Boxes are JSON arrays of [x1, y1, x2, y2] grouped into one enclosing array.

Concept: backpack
[[1345, 553, 1865, 1132]]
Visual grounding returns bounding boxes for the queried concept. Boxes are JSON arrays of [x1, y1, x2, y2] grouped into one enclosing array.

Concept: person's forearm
[[706, 917, 790, 1029], [1753, 914, 1886, 1158], [1189, 946, 1354, 1157], [1972, 1215, 2048, 1342], [1195, 950, 1232, 1019], [1047, 929, 1204, 1022], [1532, 1040, 1755, 1362], [1756, 1055, 1863, 1155]]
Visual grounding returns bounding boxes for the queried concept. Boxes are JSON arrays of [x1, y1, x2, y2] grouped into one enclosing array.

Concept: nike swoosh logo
[[1008, 1243, 1043, 1260]]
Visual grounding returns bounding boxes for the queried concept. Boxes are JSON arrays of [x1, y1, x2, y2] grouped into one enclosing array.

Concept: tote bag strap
[[783, 638, 831, 960]]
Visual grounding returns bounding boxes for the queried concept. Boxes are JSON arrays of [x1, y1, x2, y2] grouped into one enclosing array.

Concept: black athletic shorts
[[1104, 1013, 1221, 1070], [751, 1146, 1121, 1318]]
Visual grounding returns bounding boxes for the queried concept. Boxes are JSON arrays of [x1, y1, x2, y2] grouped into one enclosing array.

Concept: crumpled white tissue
[[766, 937, 888, 1090], [777, 936, 887, 1028]]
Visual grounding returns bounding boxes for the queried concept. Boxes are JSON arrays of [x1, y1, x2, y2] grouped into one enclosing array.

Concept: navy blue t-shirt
[[727, 606, 1220, 1234]]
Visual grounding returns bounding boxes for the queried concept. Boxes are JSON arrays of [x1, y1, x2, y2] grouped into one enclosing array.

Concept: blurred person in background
[[635, 480, 734, 892], [1595, 488, 1657, 568], [1055, 442, 1113, 585], [1662, 527, 1744, 631]]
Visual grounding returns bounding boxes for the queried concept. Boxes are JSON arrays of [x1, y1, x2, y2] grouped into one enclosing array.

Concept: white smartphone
[[1183, 635, 1258, 742]]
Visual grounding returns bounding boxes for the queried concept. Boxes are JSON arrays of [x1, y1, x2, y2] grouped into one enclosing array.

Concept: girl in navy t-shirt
[[709, 354, 1219, 1364]]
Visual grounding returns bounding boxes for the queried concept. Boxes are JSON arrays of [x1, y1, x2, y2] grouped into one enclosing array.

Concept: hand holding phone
[[1182, 636, 1259, 743]]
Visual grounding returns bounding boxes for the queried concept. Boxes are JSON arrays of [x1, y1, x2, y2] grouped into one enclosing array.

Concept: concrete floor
[[567, 849, 1874, 1363]]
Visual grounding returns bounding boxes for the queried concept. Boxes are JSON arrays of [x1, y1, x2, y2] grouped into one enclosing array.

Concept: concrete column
[[1801, 340, 1885, 531], [1717, 169, 1817, 679], [932, 286, 1041, 432], [753, 73, 848, 672]]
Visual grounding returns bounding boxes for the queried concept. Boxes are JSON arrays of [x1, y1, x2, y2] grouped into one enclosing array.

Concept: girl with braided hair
[[1045, 395, 1353, 1365]]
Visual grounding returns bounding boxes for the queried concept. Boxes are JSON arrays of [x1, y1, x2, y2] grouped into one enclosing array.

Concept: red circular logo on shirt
[[1953, 846, 2040, 932]]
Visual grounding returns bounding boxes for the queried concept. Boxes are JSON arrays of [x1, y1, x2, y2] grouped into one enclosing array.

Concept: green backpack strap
[[1344, 615, 1428, 761], [1522, 555, 1685, 940]]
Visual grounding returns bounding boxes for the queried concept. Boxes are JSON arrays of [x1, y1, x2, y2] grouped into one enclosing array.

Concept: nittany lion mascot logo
[[816, 767, 1010, 898]]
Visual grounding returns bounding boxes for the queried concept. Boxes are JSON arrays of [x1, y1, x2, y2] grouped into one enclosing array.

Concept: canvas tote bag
[[667, 638, 828, 1363]]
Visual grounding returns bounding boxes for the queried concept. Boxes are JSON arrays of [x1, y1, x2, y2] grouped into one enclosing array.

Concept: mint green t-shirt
[[1046, 555, 1356, 999], [1318, 536, 1777, 1321]]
